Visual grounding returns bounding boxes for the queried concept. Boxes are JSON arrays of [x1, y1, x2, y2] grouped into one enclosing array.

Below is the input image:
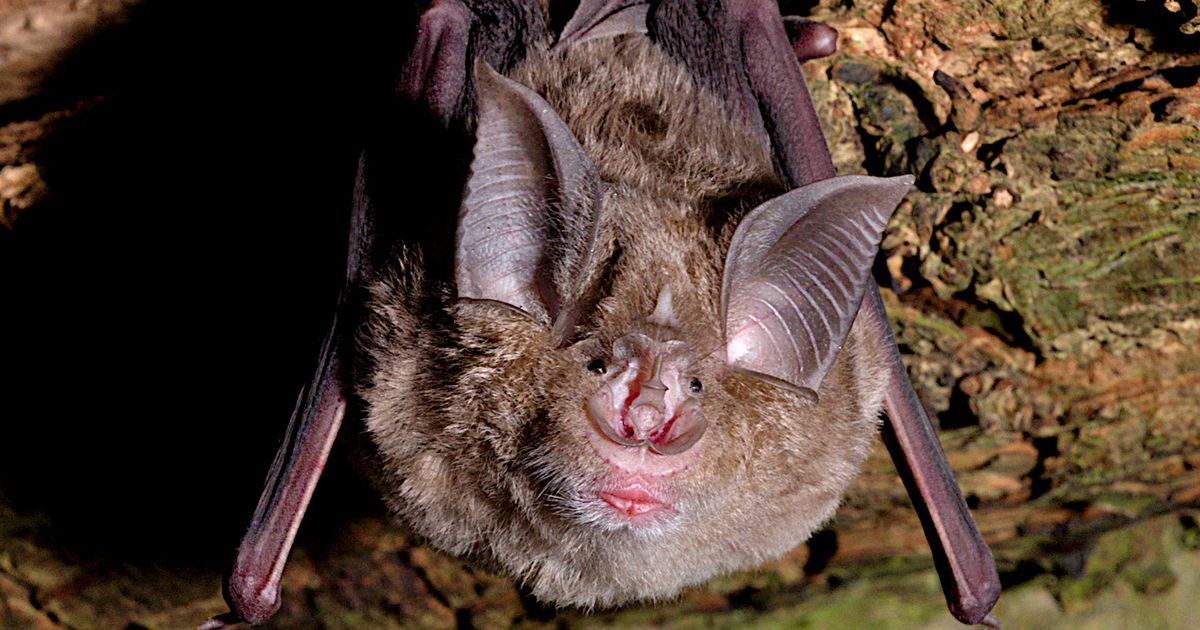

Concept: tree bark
[[1, 0, 1198, 628]]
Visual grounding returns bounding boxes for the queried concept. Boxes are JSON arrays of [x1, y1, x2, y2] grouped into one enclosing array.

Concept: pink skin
[[585, 332, 708, 524], [597, 481, 666, 518]]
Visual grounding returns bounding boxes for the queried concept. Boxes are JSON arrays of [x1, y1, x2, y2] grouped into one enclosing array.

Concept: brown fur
[[355, 35, 889, 607]]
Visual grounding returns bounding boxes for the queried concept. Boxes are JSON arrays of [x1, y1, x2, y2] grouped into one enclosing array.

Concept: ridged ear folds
[[455, 62, 603, 345], [721, 175, 914, 400]]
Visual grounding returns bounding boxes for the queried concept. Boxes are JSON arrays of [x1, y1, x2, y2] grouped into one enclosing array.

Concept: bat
[[202, 1, 1001, 627]]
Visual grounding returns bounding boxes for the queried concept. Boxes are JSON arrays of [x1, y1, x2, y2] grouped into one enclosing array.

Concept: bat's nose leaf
[[628, 371, 667, 436], [629, 402, 664, 436], [600, 421, 645, 448], [647, 408, 707, 455], [588, 389, 644, 447]]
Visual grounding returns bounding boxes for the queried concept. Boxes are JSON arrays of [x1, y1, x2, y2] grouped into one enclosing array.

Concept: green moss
[[1056, 517, 1179, 608]]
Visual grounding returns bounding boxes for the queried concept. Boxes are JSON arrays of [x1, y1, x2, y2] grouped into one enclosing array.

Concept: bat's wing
[[201, 170, 362, 630], [646, 0, 1001, 624], [555, 0, 649, 49], [203, 1, 548, 626]]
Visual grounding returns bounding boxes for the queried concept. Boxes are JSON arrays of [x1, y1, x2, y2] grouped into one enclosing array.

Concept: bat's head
[[360, 57, 914, 607], [508, 273, 887, 607]]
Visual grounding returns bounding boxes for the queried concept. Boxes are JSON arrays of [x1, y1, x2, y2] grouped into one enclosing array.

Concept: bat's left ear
[[721, 175, 914, 399], [456, 61, 604, 345]]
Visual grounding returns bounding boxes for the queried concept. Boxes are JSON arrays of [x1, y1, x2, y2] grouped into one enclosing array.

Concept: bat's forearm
[[204, 324, 347, 629], [863, 287, 1001, 624]]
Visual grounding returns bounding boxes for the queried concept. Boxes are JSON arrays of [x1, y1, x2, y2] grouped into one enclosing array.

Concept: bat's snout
[[587, 341, 707, 457]]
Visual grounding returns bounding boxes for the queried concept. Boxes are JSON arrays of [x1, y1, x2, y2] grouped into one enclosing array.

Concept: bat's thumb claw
[[198, 611, 243, 630], [978, 613, 1001, 629]]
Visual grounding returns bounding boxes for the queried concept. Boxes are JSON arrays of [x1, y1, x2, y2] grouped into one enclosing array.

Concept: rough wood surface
[[1, 1, 1197, 628]]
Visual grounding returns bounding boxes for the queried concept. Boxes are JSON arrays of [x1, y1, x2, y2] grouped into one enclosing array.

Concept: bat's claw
[[198, 611, 242, 630], [978, 613, 1001, 629]]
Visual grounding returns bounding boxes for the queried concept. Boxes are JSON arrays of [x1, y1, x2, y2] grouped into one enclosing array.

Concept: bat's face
[[540, 289, 732, 535], [541, 290, 887, 605], [361, 263, 886, 607]]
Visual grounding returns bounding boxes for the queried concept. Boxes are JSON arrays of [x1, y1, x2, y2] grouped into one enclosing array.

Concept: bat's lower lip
[[598, 485, 668, 518]]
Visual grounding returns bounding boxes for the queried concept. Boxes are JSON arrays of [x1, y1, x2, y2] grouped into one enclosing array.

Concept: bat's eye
[[587, 359, 607, 375], [689, 378, 703, 393]]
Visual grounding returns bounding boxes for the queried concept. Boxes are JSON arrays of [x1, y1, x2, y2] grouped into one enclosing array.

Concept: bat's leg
[[204, 153, 377, 629], [204, 0, 541, 624], [729, 0, 837, 187], [202, 3, 478, 625], [735, 0, 1001, 622]]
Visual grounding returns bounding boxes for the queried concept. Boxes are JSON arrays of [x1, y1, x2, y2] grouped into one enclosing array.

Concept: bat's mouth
[[598, 483, 666, 518]]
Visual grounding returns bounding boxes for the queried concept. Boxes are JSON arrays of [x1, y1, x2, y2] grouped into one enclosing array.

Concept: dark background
[[0, 2, 418, 567]]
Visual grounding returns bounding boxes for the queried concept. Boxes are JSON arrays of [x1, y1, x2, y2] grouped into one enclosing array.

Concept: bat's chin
[[583, 428, 704, 530]]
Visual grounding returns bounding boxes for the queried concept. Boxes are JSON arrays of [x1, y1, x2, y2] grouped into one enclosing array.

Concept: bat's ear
[[721, 175, 914, 399], [456, 61, 603, 344]]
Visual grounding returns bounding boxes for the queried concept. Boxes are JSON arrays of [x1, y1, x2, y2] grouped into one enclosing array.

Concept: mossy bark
[[2, 1, 1198, 628]]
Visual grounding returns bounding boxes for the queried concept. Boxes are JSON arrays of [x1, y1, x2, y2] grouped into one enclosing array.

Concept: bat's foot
[[781, 16, 838, 61], [198, 611, 243, 630]]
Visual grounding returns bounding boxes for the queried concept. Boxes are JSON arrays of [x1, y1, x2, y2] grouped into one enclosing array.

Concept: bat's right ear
[[721, 175, 913, 399], [455, 62, 603, 345]]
